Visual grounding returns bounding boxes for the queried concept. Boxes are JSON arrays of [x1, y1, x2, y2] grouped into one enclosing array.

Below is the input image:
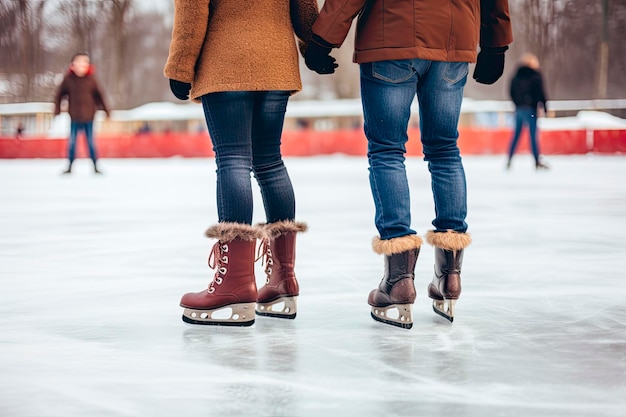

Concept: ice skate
[[256, 220, 307, 319], [425, 230, 471, 323], [182, 303, 256, 326], [180, 222, 261, 326], [368, 234, 422, 329], [535, 160, 549, 170]]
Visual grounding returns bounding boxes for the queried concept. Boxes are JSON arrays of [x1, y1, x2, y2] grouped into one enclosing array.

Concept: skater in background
[[164, 0, 333, 326], [507, 53, 549, 170], [306, 0, 512, 327], [15, 122, 25, 140], [54, 52, 110, 174]]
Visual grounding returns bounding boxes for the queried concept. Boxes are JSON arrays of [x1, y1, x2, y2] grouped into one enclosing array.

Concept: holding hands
[[304, 35, 338, 75]]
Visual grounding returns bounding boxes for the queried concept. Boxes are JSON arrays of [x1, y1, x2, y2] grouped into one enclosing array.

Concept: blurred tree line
[[0, 0, 625, 109], [0, 0, 172, 108]]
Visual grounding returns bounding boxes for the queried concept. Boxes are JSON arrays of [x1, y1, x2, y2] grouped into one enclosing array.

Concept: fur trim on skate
[[205, 222, 261, 242], [372, 234, 423, 255], [425, 230, 472, 251], [258, 221, 308, 240]]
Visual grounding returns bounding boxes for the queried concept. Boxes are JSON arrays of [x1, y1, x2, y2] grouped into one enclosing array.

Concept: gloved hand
[[305, 35, 338, 75], [473, 46, 509, 85], [169, 79, 192, 100]]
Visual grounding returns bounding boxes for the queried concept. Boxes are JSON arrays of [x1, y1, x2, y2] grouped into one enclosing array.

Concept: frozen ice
[[1, 155, 625, 417]]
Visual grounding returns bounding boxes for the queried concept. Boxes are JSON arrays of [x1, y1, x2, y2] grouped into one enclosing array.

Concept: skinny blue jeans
[[201, 91, 295, 225], [68, 121, 97, 164], [360, 59, 469, 239], [508, 107, 540, 163]]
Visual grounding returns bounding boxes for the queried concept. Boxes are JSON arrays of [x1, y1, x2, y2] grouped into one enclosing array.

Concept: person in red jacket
[[54, 53, 110, 174], [306, 0, 513, 328]]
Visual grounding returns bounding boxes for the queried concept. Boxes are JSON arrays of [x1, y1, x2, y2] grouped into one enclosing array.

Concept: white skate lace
[[206, 241, 228, 293], [256, 238, 273, 284]]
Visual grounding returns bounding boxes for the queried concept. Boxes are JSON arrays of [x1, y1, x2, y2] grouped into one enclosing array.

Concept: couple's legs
[[360, 59, 468, 236], [201, 91, 295, 224]]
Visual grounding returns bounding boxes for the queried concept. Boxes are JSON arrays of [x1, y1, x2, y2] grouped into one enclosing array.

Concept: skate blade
[[370, 304, 413, 329], [432, 299, 456, 323], [182, 303, 255, 326], [255, 296, 297, 319]]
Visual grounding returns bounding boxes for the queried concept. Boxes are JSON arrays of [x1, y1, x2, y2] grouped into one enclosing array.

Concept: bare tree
[[0, 2, 22, 74], [104, 0, 134, 108], [0, 0, 49, 101]]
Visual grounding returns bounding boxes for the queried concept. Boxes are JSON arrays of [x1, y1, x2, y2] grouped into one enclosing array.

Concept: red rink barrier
[[0, 128, 623, 158], [592, 130, 626, 154]]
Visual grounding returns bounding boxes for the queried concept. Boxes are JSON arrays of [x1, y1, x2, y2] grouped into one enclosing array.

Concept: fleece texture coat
[[313, 0, 513, 64], [53, 69, 109, 123], [164, 0, 319, 101]]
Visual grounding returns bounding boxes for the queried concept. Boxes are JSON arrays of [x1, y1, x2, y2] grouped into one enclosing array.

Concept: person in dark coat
[[507, 53, 549, 170], [54, 52, 110, 174]]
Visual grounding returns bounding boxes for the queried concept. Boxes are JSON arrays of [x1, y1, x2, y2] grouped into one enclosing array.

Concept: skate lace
[[206, 241, 228, 293], [256, 238, 273, 284]]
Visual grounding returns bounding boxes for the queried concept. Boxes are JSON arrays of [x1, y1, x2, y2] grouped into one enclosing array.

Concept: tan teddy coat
[[164, 0, 319, 100]]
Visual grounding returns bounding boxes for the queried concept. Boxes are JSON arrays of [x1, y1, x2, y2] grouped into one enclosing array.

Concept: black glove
[[304, 35, 338, 75], [169, 79, 192, 100], [473, 46, 508, 85]]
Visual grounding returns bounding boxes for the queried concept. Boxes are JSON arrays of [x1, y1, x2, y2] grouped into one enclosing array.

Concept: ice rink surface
[[1, 155, 625, 417]]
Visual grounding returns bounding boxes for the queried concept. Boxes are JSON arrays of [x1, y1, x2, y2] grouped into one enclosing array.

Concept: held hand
[[169, 79, 192, 100], [305, 35, 339, 75], [473, 46, 508, 85]]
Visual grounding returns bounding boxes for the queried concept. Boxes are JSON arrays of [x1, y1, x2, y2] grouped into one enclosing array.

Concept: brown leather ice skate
[[425, 230, 472, 323], [368, 234, 423, 329], [256, 221, 307, 319], [180, 222, 261, 326]]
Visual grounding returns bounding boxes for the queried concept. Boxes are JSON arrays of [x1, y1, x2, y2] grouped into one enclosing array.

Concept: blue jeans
[[201, 91, 295, 225], [508, 107, 540, 162], [360, 59, 469, 239], [68, 121, 97, 164]]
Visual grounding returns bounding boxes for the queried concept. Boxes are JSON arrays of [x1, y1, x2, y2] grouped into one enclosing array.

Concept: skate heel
[[182, 302, 255, 326], [256, 296, 297, 319], [432, 298, 456, 323], [370, 304, 413, 329]]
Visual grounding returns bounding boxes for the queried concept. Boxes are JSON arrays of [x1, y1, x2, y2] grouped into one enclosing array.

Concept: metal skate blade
[[432, 300, 455, 323], [182, 315, 255, 326], [255, 310, 296, 319], [181, 304, 256, 326], [255, 297, 297, 319], [370, 312, 413, 329], [369, 304, 413, 329]]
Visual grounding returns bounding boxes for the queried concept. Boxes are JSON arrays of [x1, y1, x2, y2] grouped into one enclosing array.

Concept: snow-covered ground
[[1, 155, 625, 417]]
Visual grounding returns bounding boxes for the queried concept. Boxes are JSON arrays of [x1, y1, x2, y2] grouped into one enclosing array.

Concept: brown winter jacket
[[163, 0, 319, 101], [53, 70, 110, 123], [313, 0, 513, 64]]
